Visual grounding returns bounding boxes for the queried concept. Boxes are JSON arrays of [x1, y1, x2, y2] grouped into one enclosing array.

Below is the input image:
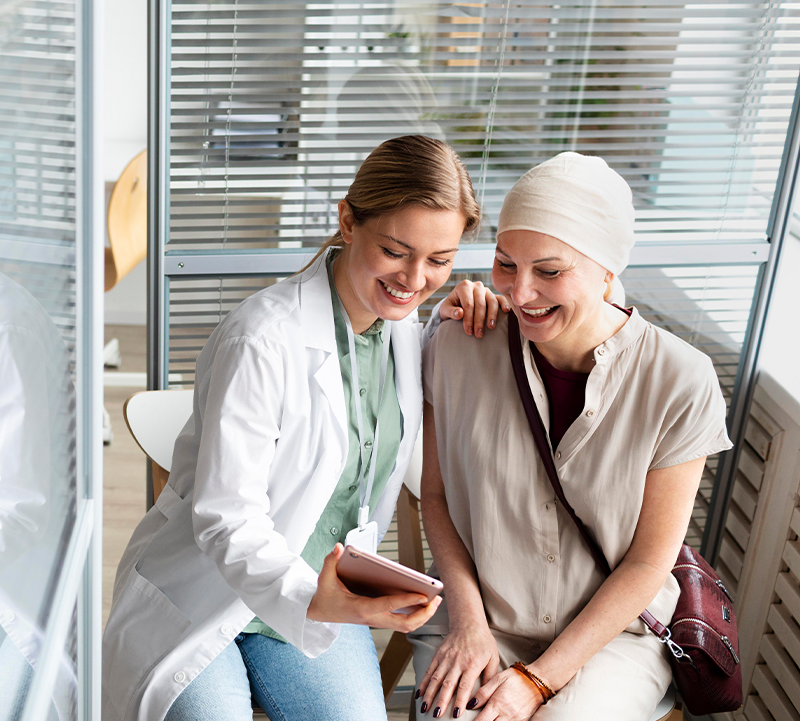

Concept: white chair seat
[[651, 686, 676, 721], [123, 390, 193, 472]]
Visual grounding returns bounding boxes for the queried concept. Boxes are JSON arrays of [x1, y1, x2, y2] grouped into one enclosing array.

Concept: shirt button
[[220, 624, 233, 636], [330, 527, 339, 536], [364, 440, 373, 449], [547, 554, 556, 563], [597, 348, 606, 355], [174, 671, 186, 683], [348, 485, 357, 492], [359, 388, 366, 396], [543, 614, 552, 624], [2, 611, 15, 624], [555, 451, 561, 460], [586, 410, 594, 417]]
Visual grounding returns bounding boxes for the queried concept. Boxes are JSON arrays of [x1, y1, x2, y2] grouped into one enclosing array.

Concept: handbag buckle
[[656, 627, 689, 662]]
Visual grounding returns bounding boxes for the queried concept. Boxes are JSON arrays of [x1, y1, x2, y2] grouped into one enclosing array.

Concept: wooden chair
[[122, 389, 193, 502], [103, 150, 147, 444], [106, 150, 147, 293]]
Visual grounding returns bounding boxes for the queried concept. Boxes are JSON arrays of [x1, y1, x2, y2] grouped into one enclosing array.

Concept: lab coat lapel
[[294, 254, 348, 445]]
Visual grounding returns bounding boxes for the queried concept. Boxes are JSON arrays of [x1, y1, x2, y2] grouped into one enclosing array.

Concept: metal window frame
[[147, 0, 799, 564], [17, 0, 104, 717], [701, 69, 800, 564]]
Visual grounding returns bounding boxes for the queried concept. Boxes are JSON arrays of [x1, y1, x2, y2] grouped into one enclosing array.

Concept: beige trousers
[[409, 630, 672, 721]]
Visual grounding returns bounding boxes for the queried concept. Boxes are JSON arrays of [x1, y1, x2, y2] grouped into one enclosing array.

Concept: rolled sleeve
[[650, 356, 733, 470]]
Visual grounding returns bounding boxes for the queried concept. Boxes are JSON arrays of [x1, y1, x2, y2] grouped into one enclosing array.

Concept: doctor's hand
[[307, 544, 442, 633], [439, 280, 510, 339], [417, 622, 500, 718]]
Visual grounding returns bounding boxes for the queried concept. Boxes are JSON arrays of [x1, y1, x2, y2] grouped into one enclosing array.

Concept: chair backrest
[[123, 390, 194, 501], [106, 149, 147, 292]]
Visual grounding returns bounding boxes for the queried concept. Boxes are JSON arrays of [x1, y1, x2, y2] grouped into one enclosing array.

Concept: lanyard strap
[[332, 290, 392, 528]]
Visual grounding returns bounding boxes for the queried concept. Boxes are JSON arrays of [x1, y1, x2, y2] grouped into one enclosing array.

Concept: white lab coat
[[102, 253, 434, 721]]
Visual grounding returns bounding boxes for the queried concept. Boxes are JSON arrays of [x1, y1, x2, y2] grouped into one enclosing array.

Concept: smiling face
[[492, 229, 614, 358], [334, 201, 466, 333]]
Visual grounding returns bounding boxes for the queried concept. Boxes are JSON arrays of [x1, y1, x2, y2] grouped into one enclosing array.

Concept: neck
[[534, 303, 628, 373], [332, 248, 379, 334]]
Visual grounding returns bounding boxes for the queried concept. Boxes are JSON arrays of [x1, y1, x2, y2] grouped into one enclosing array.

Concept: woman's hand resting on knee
[[467, 667, 545, 721], [417, 622, 500, 718], [307, 544, 441, 633]]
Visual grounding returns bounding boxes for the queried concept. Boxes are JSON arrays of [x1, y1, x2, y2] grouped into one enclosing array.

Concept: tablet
[[337, 546, 443, 605]]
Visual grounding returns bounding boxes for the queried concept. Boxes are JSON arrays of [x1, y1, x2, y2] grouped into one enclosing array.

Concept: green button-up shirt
[[244, 252, 402, 641]]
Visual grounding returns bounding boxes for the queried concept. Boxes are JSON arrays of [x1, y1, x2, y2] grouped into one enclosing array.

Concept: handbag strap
[[506, 312, 667, 638]]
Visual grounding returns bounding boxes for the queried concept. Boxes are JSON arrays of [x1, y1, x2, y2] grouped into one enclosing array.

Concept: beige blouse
[[422, 308, 732, 652]]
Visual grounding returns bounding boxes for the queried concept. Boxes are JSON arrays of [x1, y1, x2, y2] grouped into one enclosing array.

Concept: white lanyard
[[332, 291, 392, 530]]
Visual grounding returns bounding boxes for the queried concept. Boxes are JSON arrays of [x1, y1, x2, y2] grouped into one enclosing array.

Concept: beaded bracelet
[[511, 662, 556, 704]]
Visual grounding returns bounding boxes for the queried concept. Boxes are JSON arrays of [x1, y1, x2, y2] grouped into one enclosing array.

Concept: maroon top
[[531, 305, 633, 450], [530, 343, 589, 451]]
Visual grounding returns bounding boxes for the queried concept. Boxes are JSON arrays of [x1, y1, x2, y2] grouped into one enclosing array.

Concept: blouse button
[[220, 624, 233, 636], [586, 410, 594, 417], [555, 451, 561, 460], [364, 440, 373, 449], [597, 348, 606, 355], [174, 671, 186, 683], [543, 614, 552, 624], [547, 554, 556, 563], [330, 527, 339, 536], [348, 485, 357, 493], [2, 611, 15, 624], [360, 388, 366, 396]]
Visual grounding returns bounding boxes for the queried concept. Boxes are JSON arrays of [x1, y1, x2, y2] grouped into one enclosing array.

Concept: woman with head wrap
[[411, 152, 732, 721]]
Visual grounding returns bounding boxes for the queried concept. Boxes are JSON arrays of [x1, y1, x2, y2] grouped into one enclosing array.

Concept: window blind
[[0, 0, 77, 355], [168, 0, 800, 251]]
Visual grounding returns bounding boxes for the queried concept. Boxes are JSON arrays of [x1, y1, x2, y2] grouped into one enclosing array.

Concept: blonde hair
[[301, 135, 480, 272]]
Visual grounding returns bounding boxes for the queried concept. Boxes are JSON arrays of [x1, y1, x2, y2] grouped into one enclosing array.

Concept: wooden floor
[[102, 324, 410, 719]]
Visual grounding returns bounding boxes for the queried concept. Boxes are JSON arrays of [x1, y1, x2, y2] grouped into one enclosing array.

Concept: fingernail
[[467, 327, 473, 335], [433, 708, 442, 718], [489, 319, 495, 328], [453, 708, 461, 718], [466, 698, 477, 710], [415, 689, 421, 699], [421, 702, 428, 713], [476, 329, 483, 337]]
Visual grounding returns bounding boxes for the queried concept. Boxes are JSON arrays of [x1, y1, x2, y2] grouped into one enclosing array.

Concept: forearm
[[532, 557, 670, 691], [422, 491, 486, 630]]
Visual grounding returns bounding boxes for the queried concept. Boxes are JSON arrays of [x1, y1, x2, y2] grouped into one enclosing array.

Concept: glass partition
[[0, 0, 102, 718], [153, 0, 800, 557]]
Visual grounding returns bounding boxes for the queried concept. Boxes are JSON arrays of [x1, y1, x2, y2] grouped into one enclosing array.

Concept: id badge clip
[[345, 507, 378, 554]]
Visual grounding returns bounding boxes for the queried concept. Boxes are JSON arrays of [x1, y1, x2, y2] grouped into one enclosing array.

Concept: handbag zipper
[[671, 617, 740, 664], [673, 563, 735, 603]]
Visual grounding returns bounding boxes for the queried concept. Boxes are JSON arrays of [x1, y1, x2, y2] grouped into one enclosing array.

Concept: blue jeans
[[165, 624, 388, 721]]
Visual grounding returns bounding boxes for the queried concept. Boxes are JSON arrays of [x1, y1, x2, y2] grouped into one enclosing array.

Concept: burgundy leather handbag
[[507, 312, 743, 715]]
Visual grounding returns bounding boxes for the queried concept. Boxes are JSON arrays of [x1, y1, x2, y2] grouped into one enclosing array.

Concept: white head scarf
[[497, 152, 635, 275]]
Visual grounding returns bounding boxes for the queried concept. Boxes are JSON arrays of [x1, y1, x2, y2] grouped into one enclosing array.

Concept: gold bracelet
[[511, 662, 556, 704]]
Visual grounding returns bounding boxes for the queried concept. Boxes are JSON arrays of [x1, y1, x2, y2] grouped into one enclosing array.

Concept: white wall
[[103, 0, 148, 326], [759, 229, 800, 401]]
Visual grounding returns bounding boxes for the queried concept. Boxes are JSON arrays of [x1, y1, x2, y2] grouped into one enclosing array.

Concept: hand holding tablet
[[307, 543, 442, 630], [336, 545, 443, 609]]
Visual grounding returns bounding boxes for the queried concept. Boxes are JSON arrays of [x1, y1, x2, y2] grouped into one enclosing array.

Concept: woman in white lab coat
[[102, 136, 505, 721]]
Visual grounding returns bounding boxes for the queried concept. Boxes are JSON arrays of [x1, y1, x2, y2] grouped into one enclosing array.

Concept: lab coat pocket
[[103, 567, 191, 719]]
